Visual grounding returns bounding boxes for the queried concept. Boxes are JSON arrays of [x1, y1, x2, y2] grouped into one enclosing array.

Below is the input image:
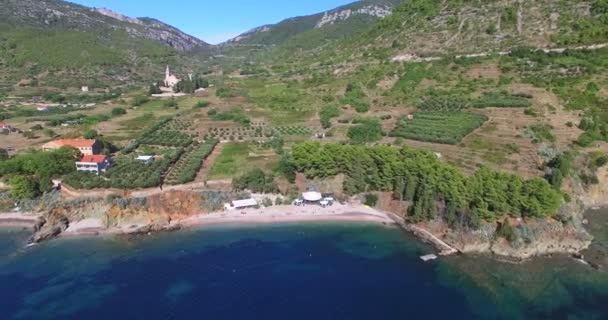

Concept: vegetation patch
[[390, 111, 488, 145], [165, 140, 218, 185], [212, 108, 251, 127], [348, 118, 383, 144], [471, 92, 532, 108], [341, 83, 370, 113]]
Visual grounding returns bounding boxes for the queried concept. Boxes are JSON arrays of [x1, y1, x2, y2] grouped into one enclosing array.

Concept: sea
[[0, 213, 607, 320]]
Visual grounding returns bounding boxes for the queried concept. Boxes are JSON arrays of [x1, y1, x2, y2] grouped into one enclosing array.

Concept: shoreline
[[0, 213, 40, 229], [59, 204, 400, 238], [2, 203, 601, 262]]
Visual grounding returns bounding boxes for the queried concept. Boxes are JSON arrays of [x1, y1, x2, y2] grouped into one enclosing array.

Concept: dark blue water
[[0, 223, 607, 320]]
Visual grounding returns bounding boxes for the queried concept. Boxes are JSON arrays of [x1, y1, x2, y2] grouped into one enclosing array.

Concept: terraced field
[[390, 111, 488, 145]]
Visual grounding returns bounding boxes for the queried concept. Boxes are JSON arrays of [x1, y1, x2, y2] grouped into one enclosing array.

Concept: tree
[[132, 95, 149, 107], [23, 131, 36, 139], [111, 107, 127, 116], [0, 149, 8, 161], [149, 83, 161, 95], [42, 129, 56, 137], [364, 194, 379, 207], [9, 176, 40, 200], [347, 119, 383, 144], [83, 129, 98, 139], [194, 100, 210, 109]]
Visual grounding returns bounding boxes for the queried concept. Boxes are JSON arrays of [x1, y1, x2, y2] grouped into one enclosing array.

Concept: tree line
[[288, 142, 562, 228]]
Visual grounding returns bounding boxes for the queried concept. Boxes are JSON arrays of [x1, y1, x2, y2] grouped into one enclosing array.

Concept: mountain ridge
[[223, 0, 405, 46]]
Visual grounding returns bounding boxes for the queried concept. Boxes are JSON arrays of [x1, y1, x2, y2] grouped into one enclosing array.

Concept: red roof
[[53, 139, 97, 148], [80, 155, 107, 163]]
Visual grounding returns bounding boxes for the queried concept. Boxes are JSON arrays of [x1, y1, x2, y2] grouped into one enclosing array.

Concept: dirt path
[[195, 142, 224, 183]]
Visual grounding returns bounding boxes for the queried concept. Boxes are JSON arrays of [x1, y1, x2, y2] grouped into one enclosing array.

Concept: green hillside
[[0, 0, 209, 91]]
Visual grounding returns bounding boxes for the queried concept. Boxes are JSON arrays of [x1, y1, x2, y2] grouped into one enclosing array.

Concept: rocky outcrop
[[316, 5, 393, 28], [430, 201, 594, 261]]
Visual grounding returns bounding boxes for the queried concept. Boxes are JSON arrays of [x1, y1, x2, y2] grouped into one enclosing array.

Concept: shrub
[[194, 100, 210, 109], [348, 119, 383, 144], [364, 194, 379, 207], [232, 169, 278, 193], [132, 95, 149, 107], [83, 129, 98, 139], [111, 107, 127, 116]]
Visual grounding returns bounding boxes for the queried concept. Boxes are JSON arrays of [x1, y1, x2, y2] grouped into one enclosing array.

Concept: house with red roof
[[42, 139, 102, 155], [75, 155, 112, 174]]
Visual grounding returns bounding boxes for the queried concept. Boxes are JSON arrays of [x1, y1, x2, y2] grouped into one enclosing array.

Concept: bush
[[132, 96, 149, 107], [83, 129, 98, 139], [111, 107, 127, 116], [194, 100, 210, 109], [364, 194, 379, 207], [348, 119, 383, 144], [232, 169, 278, 193], [163, 99, 178, 109], [319, 105, 340, 129]]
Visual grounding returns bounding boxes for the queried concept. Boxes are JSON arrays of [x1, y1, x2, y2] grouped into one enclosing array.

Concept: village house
[[42, 139, 103, 155], [0, 122, 13, 132], [76, 155, 112, 175]]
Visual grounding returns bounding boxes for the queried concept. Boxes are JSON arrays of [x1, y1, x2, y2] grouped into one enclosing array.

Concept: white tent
[[231, 199, 258, 208], [302, 192, 322, 202]]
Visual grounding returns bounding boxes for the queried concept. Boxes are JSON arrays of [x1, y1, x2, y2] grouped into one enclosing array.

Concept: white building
[[76, 155, 112, 175], [164, 65, 181, 88]]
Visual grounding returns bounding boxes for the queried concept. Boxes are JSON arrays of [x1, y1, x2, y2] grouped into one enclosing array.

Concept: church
[[164, 65, 181, 88]]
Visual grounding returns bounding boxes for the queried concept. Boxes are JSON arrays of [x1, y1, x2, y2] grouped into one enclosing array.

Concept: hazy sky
[[69, 0, 357, 44]]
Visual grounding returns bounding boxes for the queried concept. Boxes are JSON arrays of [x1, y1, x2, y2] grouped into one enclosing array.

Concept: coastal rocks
[[30, 214, 69, 243]]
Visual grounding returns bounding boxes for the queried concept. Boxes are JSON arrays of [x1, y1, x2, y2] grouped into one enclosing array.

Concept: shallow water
[[0, 222, 606, 320]]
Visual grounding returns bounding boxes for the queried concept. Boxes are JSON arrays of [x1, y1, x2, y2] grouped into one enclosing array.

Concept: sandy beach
[[181, 203, 395, 228], [59, 203, 396, 237], [0, 213, 40, 228]]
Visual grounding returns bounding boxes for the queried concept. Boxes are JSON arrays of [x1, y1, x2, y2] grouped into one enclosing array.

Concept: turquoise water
[[0, 222, 607, 320]]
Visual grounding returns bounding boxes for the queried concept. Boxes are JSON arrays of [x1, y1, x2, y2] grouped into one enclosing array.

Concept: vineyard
[[417, 93, 532, 111], [471, 92, 532, 108], [272, 126, 312, 136], [418, 97, 469, 111], [205, 125, 313, 140], [64, 148, 184, 189], [122, 117, 196, 153], [206, 126, 270, 141], [390, 111, 488, 145], [139, 130, 194, 147], [165, 140, 219, 185]]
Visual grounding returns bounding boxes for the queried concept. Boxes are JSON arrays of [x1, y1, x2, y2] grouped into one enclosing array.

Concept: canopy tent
[[231, 199, 258, 208], [302, 192, 322, 202]]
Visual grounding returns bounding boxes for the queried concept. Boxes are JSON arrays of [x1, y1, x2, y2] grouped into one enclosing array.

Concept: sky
[[69, 0, 358, 44]]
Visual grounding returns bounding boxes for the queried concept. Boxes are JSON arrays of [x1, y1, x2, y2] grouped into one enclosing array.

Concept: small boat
[[420, 254, 438, 262]]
